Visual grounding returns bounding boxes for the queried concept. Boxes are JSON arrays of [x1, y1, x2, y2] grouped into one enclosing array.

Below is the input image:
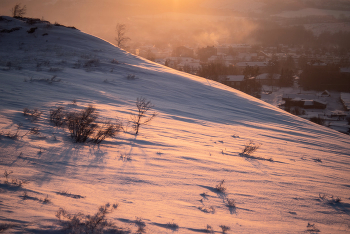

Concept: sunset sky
[[0, 1, 349, 48]]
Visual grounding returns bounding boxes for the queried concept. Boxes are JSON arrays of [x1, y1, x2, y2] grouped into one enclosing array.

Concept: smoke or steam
[[1, 0, 349, 50], [0, 0, 258, 48]]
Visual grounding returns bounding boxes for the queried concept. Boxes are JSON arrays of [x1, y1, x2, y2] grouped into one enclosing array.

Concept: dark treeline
[[197, 63, 239, 81], [253, 25, 350, 50], [300, 64, 350, 91]]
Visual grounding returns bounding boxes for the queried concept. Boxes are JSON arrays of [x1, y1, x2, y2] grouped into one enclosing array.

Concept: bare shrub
[[119, 153, 132, 162], [8, 178, 28, 187], [27, 27, 37, 34], [51, 104, 118, 144], [26, 17, 42, 25], [306, 223, 320, 232], [84, 59, 100, 68], [21, 191, 29, 200], [215, 180, 226, 193], [206, 225, 214, 233], [40, 195, 51, 204], [49, 67, 63, 72], [11, 4, 26, 18], [91, 121, 121, 144], [126, 74, 136, 80], [50, 106, 66, 127], [166, 222, 179, 231], [319, 193, 341, 204], [27, 75, 61, 84], [1, 27, 22, 34], [56, 191, 85, 199], [29, 127, 40, 135], [111, 59, 119, 64], [56, 202, 118, 234], [131, 97, 157, 135], [23, 108, 42, 122], [219, 225, 230, 233], [313, 158, 322, 163], [226, 198, 235, 208], [66, 105, 97, 143], [198, 206, 215, 214], [135, 217, 146, 233], [241, 140, 260, 156], [1, 124, 22, 139], [0, 223, 16, 232], [4, 171, 29, 187], [4, 170, 13, 183], [45, 22, 53, 29]]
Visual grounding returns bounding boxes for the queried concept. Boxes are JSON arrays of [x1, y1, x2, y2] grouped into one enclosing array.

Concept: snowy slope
[[0, 16, 350, 233]]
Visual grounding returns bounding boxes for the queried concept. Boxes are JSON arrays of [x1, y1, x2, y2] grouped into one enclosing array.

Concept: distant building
[[222, 75, 245, 89], [235, 62, 268, 74], [320, 90, 330, 97], [340, 67, 350, 73], [230, 44, 251, 52], [172, 46, 194, 58], [207, 55, 234, 66], [330, 110, 347, 120], [236, 52, 258, 62], [340, 92, 350, 110], [282, 94, 327, 109], [197, 46, 217, 62], [256, 73, 281, 86], [165, 57, 201, 74]]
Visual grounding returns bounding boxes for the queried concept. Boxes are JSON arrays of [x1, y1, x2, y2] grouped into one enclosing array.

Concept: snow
[[341, 92, 350, 111], [236, 62, 268, 67], [0, 16, 350, 233], [226, 75, 244, 82], [256, 73, 281, 80]]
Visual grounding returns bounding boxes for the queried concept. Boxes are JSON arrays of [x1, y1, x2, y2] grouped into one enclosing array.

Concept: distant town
[[128, 42, 350, 134], [130, 42, 350, 91]]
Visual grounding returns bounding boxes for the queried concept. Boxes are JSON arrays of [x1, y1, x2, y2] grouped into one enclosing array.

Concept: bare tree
[[11, 4, 26, 18], [115, 23, 130, 48], [131, 97, 156, 135]]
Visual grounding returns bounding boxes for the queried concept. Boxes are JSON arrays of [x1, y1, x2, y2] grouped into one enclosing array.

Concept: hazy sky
[[0, 0, 262, 47], [1, 0, 349, 48]]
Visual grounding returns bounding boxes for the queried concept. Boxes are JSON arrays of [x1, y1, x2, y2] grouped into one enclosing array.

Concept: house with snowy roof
[[256, 73, 281, 86], [235, 61, 268, 74], [222, 75, 245, 89]]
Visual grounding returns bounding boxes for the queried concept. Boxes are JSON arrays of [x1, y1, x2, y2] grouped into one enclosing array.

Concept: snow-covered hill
[[0, 16, 350, 233]]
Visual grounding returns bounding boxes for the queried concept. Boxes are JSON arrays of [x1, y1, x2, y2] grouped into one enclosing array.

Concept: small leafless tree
[[115, 23, 130, 48], [11, 4, 26, 18], [131, 97, 156, 135]]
